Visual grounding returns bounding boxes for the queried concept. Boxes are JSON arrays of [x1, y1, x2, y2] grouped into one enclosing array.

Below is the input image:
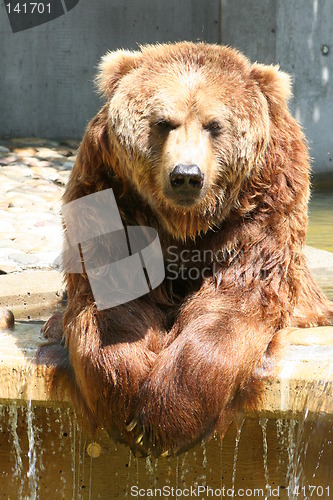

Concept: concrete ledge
[[0, 247, 332, 414], [1, 321, 333, 418], [0, 323, 51, 403], [0, 270, 66, 318], [0, 245, 331, 318], [260, 330, 333, 417]]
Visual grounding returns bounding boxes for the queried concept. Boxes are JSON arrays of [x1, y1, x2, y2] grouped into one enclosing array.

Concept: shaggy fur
[[41, 42, 333, 456]]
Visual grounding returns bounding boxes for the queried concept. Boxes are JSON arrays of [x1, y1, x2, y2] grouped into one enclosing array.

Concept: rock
[[60, 139, 80, 149], [0, 248, 23, 258], [1, 164, 33, 178], [12, 147, 37, 156], [29, 223, 62, 240], [10, 137, 59, 148], [35, 147, 66, 160], [9, 253, 40, 266], [52, 159, 75, 170], [305, 246, 333, 270], [51, 171, 71, 185], [0, 175, 21, 190], [290, 326, 333, 346], [7, 207, 26, 216], [0, 240, 15, 248], [35, 251, 62, 267], [0, 154, 20, 165], [0, 219, 15, 232], [0, 264, 21, 273], [306, 246, 333, 296], [11, 233, 46, 252], [54, 147, 73, 157], [7, 193, 47, 208], [22, 157, 52, 169], [86, 442, 101, 458], [0, 146, 10, 153], [0, 308, 15, 331], [30, 165, 59, 181]]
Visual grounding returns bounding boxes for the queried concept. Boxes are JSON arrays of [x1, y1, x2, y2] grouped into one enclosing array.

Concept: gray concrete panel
[[221, 0, 277, 64], [0, 0, 220, 139], [221, 0, 333, 173], [276, 0, 333, 173]]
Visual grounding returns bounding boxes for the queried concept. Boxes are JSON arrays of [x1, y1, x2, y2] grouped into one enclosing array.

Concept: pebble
[[1, 164, 34, 178], [0, 309, 15, 331], [11, 235, 44, 252], [30, 165, 59, 179], [10, 137, 60, 147], [0, 264, 20, 273], [35, 147, 67, 160], [12, 147, 37, 156], [0, 154, 20, 165], [0, 240, 16, 249], [9, 253, 40, 266], [86, 442, 101, 458], [60, 139, 80, 149], [0, 138, 75, 273], [7, 194, 48, 208], [53, 161, 75, 171], [0, 248, 23, 258], [0, 220, 15, 232]]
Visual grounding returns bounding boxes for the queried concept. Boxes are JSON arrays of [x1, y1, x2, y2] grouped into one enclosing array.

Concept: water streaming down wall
[[0, 401, 332, 498]]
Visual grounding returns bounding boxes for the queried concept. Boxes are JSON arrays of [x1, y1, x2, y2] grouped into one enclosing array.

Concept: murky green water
[[307, 184, 333, 299], [307, 188, 333, 253]]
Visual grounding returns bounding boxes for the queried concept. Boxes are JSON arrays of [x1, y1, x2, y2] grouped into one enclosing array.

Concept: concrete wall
[[222, 0, 333, 173], [0, 0, 221, 139], [1, 0, 333, 172]]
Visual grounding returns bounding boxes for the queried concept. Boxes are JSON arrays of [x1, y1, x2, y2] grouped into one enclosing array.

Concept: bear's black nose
[[169, 164, 204, 191]]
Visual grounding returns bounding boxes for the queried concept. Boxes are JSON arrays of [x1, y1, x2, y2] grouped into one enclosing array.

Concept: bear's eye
[[155, 119, 177, 133], [204, 121, 223, 137]]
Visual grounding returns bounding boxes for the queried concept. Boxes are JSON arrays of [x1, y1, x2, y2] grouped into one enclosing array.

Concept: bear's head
[[95, 42, 292, 239]]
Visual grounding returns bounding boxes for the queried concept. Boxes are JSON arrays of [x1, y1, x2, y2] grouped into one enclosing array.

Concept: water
[[8, 403, 23, 498], [231, 418, 244, 498], [307, 187, 333, 300], [26, 400, 38, 499], [0, 400, 332, 497], [259, 418, 270, 500], [307, 188, 333, 253]]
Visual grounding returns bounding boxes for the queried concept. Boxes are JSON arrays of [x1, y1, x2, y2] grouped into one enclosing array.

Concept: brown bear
[[42, 42, 333, 457]]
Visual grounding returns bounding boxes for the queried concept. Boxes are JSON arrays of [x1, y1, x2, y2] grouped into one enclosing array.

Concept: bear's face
[[97, 43, 291, 239]]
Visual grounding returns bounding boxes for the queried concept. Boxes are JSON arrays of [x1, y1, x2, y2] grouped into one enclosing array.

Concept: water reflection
[[307, 187, 333, 253]]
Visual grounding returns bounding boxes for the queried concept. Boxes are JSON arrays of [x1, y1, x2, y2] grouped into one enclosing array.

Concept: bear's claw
[[126, 419, 138, 432], [135, 433, 144, 445]]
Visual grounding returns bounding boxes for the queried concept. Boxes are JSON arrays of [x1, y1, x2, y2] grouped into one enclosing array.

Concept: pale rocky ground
[[0, 137, 79, 274]]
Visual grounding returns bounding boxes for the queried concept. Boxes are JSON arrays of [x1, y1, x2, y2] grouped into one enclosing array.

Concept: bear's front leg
[[63, 297, 166, 446], [130, 282, 283, 456]]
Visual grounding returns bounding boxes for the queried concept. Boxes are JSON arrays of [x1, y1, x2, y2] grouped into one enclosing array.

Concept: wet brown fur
[[40, 42, 333, 456]]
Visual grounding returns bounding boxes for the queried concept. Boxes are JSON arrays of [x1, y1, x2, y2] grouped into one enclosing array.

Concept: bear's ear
[[250, 63, 292, 107], [95, 49, 143, 98]]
